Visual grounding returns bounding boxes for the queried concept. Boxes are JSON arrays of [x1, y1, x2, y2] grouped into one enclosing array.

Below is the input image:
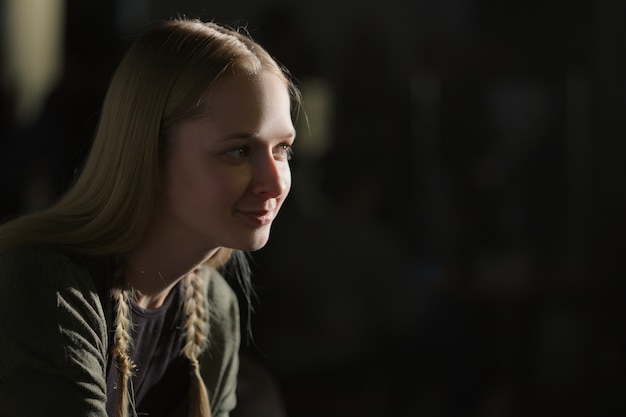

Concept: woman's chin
[[234, 234, 271, 252]]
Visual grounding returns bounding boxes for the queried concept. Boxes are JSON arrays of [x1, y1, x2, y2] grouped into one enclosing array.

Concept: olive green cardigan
[[0, 247, 239, 416]]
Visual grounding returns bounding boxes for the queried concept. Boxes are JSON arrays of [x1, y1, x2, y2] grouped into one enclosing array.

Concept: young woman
[[0, 19, 300, 417]]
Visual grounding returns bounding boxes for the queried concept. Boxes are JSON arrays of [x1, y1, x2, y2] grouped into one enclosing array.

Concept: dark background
[[1, 1, 625, 416]]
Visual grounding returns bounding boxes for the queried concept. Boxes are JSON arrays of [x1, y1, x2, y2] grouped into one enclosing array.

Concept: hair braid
[[111, 259, 137, 417], [182, 269, 212, 417]]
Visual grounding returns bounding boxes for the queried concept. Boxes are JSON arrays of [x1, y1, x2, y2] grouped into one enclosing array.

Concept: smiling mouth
[[236, 210, 274, 226]]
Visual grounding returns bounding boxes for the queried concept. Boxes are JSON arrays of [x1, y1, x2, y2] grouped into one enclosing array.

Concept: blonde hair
[[0, 18, 300, 417]]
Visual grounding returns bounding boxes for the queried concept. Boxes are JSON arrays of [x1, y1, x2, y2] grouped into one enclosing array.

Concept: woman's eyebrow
[[217, 132, 258, 142], [217, 131, 296, 142]]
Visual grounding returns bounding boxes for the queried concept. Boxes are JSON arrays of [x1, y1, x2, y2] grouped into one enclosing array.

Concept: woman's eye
[[274, 144, 294, 161], [224, 146, 250, 159]]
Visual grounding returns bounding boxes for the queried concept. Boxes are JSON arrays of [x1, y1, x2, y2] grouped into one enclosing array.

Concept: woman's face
[[160, 71, 295, 252]]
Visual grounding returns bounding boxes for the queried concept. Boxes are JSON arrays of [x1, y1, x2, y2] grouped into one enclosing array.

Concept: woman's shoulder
[[0, 245, 110, 397], [200, 265, 239, 318], [197, 265, 240, 349], [197, 266, 241, 415], [0, 245, 111, 299], [0, 245, 110, 335], [0, 246, 73, 285], [0, 244, 69, 263]]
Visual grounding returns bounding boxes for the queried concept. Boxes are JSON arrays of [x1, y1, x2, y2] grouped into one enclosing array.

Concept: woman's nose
[[250, 151, 291, 198]]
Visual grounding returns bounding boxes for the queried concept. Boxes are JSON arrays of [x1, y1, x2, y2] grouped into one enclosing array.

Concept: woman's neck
[[122, 223, 219, 310], [123, 263, 179, 310]]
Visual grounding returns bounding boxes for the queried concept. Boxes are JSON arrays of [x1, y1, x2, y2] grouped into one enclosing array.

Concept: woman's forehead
[[201, 72, 290, 115]]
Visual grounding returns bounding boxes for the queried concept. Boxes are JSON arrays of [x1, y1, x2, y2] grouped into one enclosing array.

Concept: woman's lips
[[236, 209, 274, 226]]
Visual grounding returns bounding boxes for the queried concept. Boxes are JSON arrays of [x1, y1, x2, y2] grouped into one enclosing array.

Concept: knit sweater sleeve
[[0, 247, 109, 417]]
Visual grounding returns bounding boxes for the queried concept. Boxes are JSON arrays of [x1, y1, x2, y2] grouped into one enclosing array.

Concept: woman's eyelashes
[[223, 145, 250, 160], [274, 144, 294, 161], [222, 143, 294, 161]]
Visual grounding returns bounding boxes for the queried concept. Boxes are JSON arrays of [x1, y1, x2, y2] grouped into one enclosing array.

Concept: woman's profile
[[0, 18, 300, 417]]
